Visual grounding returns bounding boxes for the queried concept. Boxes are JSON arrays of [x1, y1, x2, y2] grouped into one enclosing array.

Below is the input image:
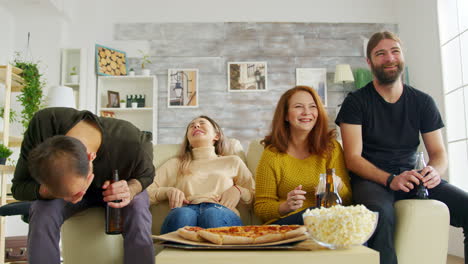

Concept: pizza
[[177, 225, 307, 245], [177, 226, 205, 242]]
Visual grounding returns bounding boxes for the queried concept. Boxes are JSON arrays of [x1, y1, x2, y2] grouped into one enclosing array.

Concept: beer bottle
[[320, 168, 342, 208], [414, 152, 429, 199], [315, 173, 326, 207], [105, 170, 123, 234]]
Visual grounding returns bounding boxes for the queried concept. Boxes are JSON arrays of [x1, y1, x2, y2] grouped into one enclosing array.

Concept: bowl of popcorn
[[302, 205, 378, 249]]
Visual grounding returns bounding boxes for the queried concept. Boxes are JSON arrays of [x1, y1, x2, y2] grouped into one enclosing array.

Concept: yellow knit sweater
[[254, 139, 352, 224]]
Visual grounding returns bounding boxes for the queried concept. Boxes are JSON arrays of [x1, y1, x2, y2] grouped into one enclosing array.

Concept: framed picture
[[107, 91, 120, 108], [228, 62, 267, 92], [296, 68, 328, 106], [100, 111, 115, 118], [167, 69, 199, 108], [96, 44, 127, 76]]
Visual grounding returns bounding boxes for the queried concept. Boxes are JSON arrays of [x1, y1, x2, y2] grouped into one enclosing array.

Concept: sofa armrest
[[394, 199, 449, 264]]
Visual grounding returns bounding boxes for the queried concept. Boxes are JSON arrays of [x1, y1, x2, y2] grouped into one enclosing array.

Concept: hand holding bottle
[[418, 165, 441, 189], [102, 179, 131, 208], [388, 171, 422, 192]]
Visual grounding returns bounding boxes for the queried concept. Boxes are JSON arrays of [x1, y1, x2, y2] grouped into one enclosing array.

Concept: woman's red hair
[[262, 86, 335, 157]]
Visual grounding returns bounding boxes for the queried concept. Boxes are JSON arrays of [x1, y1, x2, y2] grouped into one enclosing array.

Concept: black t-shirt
[[335, 82, 444, 174]]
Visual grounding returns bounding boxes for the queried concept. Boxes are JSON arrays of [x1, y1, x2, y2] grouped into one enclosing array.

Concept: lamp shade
[[47, 86, 76, 108], [334, 64, 355, 84]]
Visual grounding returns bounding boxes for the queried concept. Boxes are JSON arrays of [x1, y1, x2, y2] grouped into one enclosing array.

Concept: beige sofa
[[61, 140, 450, 264]]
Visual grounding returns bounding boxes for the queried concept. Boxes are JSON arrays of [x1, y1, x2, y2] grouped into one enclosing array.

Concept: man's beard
[[370, 61, 404, 85]]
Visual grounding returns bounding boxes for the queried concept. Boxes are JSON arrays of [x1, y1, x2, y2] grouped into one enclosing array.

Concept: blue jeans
[[160, 203, 242, 234]]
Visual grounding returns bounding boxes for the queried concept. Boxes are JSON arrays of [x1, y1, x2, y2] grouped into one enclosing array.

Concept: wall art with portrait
[[296, 68, 328, 106], [228, 62, 267, 92], [107, 90, 120, 108], [167, 69, 199, 108]]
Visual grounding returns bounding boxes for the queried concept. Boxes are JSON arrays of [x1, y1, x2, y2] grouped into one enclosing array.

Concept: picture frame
[[95, 44, 127, 76], [296, 68, 328, 106], [228, 62, 267, 92], [167, 69, 199, 108], [107, 90, 120, 108], [100, 111, 115, 118]]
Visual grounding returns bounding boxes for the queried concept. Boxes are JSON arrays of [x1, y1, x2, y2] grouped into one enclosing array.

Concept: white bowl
[[302, 205, 378, 249]]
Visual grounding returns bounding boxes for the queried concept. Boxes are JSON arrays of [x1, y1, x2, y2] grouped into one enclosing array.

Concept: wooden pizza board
[[152, 231, 325, 250]]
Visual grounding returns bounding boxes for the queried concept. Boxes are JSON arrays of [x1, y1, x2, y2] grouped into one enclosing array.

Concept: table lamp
[[47, 85, 76, 108]]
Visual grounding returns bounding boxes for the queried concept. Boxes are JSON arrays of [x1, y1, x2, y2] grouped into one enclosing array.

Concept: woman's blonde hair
[[177, 115, 227, 177]]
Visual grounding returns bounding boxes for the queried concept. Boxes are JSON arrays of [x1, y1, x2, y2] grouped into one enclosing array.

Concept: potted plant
[[138, 50, 152, 76], [14, 53, 45, 132], [120, 99, 126, 108], [69, 66, 79, 84], [131, 98, 138, 109], [0, 143, 13, 165], [128, 68, 135, 76]]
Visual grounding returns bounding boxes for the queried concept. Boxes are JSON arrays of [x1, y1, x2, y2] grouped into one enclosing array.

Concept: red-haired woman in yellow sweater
[[254, 86, 352, 224]]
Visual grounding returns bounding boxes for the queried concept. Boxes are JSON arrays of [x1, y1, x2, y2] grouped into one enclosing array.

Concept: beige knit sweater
[[146, 146, 255, 211]]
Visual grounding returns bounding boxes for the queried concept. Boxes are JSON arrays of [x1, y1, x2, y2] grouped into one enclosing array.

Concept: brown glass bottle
[[320, 168, 342, 208], [105, 170, 123, 234], [315, 173, 326, 207]]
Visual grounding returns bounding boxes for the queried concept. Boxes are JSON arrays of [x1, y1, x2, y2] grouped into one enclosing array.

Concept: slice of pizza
[[176, 226, 205, 242], [198, 226, 254, 245], [198, 225, 307, 245], [279, 225, 307, 239]]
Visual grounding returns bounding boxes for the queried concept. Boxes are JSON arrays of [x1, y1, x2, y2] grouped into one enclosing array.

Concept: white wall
[[0, 6, 14, 65]]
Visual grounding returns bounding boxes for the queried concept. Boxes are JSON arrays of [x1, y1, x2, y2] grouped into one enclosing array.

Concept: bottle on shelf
[[414, 152, 429, 199], [138, 94, 143, 107], [315, 173, 326, 208], [127, 95, 132, 108], [320, 168, 342, 208], [105, 170, 124, 234]]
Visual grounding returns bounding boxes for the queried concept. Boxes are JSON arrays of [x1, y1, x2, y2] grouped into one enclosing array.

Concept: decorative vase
[[0, 157, 6, 165], [70, 75, 79, 84], [142, 69, 150, 76], [120, 103, 126, 108], [128, 71, 135, 76], [131, 102, 138, 109]]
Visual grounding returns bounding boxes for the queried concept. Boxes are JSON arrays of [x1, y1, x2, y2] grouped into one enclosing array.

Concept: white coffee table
[[155, 245, 379, 264]]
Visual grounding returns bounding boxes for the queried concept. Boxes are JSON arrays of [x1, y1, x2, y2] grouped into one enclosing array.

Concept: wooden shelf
[[99, 107, 153, 112], [63, 83, 79, 87], [99, 75, 155, 80], [0, 132, 23, 147], [0, 165, 15, 174], [0, 66, 24, 92]]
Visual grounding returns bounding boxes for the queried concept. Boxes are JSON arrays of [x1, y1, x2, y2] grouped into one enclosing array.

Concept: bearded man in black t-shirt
[[336, 31, 468, 264]]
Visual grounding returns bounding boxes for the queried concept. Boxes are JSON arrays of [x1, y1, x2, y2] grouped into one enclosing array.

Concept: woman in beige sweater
[[147, 116, 255, 234]]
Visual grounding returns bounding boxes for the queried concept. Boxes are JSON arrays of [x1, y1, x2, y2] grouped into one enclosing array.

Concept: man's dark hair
[[28, 135, 89, 190]]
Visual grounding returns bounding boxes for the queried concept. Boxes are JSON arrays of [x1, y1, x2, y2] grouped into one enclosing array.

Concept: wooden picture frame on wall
[[167, 69, 199, 108], [107, 90, 120, 108], [296, 68, 328, 107], [96, 44, 127, 76], [228, 62, 267, 92]]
